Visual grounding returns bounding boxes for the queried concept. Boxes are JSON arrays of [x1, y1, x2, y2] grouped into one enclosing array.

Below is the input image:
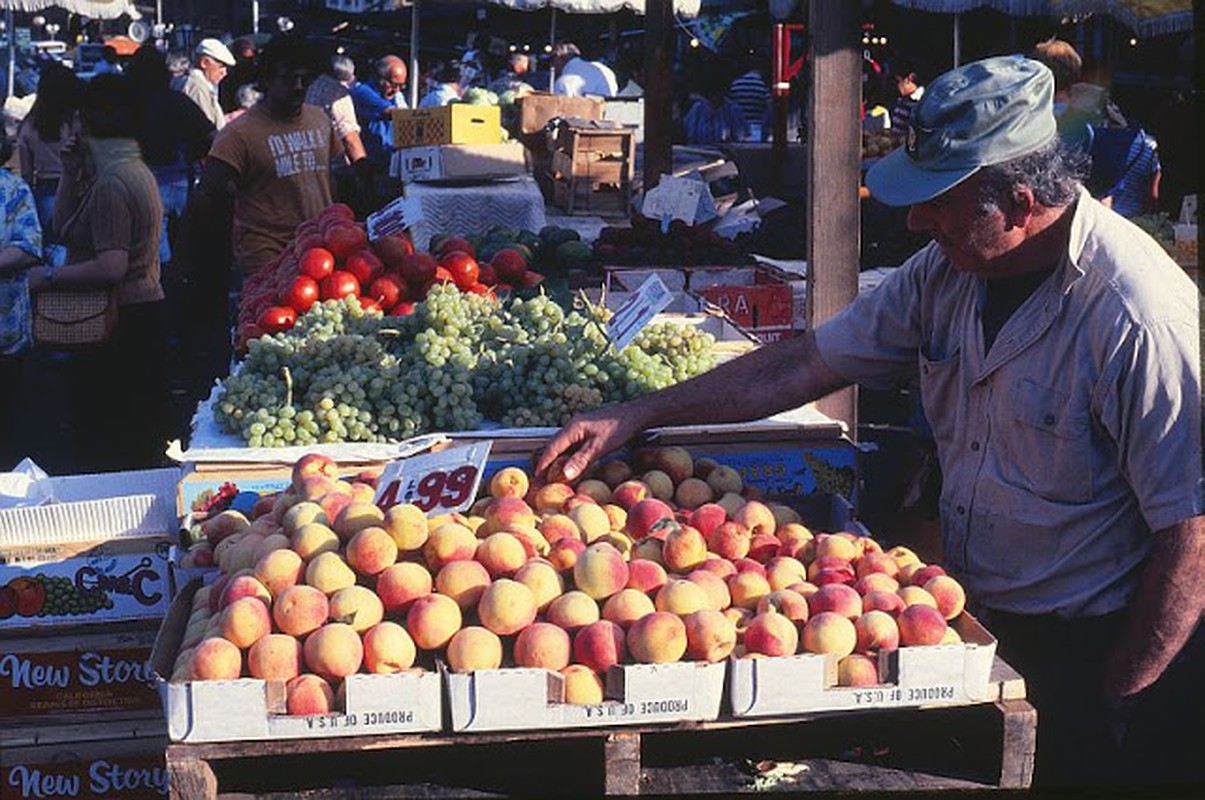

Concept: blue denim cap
[[866, 56, 1058, 207]]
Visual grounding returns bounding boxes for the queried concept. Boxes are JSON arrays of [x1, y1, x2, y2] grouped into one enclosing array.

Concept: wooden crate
[[549, 126, 635, 216]]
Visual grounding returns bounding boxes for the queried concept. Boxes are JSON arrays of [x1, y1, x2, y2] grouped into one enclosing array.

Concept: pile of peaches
[[172, 446, 968, 715]]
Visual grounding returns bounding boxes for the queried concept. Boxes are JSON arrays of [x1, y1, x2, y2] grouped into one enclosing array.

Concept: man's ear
[[1006, 185, 1037, 229]]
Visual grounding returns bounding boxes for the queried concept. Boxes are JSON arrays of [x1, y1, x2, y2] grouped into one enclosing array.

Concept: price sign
[[607, 274, 674, 352], [366, 194, 423, 241], [374, 442, 492, 514]]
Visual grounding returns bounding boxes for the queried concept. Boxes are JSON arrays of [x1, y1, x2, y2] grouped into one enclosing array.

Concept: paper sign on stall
[[367, 195, 424, 241], [640, 174, 718, 225], [607, 274, 674, 352], [374, 442, 492, 515]]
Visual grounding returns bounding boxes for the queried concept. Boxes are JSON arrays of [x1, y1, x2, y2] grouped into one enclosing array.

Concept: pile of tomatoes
[[235, 204, 545, 347]]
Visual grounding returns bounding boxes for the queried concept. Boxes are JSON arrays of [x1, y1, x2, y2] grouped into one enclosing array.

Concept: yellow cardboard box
[[393, 105, 502, 148]]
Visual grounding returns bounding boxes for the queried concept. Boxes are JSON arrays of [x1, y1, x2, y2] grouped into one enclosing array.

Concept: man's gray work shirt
[[815, 189, 1202, 617]]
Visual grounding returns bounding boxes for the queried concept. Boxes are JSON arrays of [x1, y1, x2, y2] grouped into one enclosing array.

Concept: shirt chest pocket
[[1000, 378, 1094, 503]]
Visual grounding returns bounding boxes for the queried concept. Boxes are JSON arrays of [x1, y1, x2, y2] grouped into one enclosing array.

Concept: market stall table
[[399, 176, 547, 253]]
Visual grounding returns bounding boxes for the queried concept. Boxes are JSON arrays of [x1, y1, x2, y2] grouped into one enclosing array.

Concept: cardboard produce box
[[727, 613, 998, 717], [151, 581, 442, 743], [397, 142, 527, 183], [393, 104, 502, 148], [0, 625, 160, 724], [1, 721, 167, 800], [0, 469, 179, 632], [447, 660, 725, 732], [517, 92, 603, 135]]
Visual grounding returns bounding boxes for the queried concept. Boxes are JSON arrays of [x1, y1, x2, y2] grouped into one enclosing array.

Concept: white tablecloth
[[403, 176, 547, 252]]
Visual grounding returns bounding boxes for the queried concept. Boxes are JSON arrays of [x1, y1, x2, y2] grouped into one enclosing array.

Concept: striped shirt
[[727, 71, 770, 128], [1106, 129, 1160, 219]]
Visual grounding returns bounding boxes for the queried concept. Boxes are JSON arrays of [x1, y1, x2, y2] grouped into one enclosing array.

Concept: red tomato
[[371, 234, 415, 269], [320, 270, 361, 300], [345, 249, 384, 287], [519, 270, 545, 288], [238, 322, 265, 342], [436, 236, 475, 259], [325, 224, 369, 260], [293, 233, 326, 260], [400, 253, 438, 287], [465, 282, 493, 296], [476, 263, 498, 286], [491, 248, 528, 283], [495, 283, 516, 293], [368, 275, 405, 310], [440, 251, 479, 290], [299, 247, 336, 281], [358, 297, 382, 312], [280, 275, 320, 313], [433, 266, 455, 285], [389, 301, 415, 317], [320, 203, 356, 224], [257, 305, 297, 334]]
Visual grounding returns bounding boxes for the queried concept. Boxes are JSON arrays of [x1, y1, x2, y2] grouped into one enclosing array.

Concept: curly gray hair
[[976, 139, 1089, 211]]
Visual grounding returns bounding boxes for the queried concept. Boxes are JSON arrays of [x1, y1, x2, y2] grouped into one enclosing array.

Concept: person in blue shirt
[[682, 79, 748, 145], [350, 55, 408, 172], [419, 62, 463, 108]]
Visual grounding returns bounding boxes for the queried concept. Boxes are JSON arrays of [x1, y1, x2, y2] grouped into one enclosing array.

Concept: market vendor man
[[537, 56, 1202, 789]]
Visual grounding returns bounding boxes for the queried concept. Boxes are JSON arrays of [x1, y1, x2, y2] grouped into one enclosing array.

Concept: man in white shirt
[[182, 38, 236, 131], [551, 42, 617, 99]]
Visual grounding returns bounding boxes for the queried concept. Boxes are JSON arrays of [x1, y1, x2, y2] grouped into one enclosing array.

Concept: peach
[[422, 522, 478, 569], [328, 585, 385, 632], [898, 585, 939, 609], [219, 574, 271, 610], [757, 589, 810, 625], [304, 551, 356, 596], [602, 504, 627, 532], [202, 509, 250, 548], [515, 559, 564, 611], [333, 502, 385, 542], [654, 579, 708, 616], [271, 584, 327, 637], [685, 569, 731, 611], [906, 564, 947, 587], [689, 503, 728, 538], [599, 459, 634, 488], [348, 481, 377, 505], [747, 533, 781, 564], [191, 636, 243, 680], [662, 525, 708, 573], [924, 575, 966, 620], [940, 626, 963, 645], [505, 523, 550, 559], [292, 453, 339, 488], [854, 573, 901, 596], [886, 545, 922, 571], [862, 590, 907, 615], [376, 561, 433, 615], [576, 479, 613, 505], [568, 503, 611, 543], [625, 498, 675, 539], [732, 500, 776, 537], [561, 664, 605, 704], [715, 491, 746, 517], [855, 551, 901, 580], [572, 543, 630, 601], [766, 504, 801, 528], [807, 555, 854, 582], [602, 588, 656, 627], [548, 537, 587, 572], [475, 532, 527, 578], [379, 503, 428, 552], [674, 477, 713, 510], [286, 674, 335, 715], [683, 609, 737, 662], [247, 634, 302, 681], [362, 621, 417, 673], [489, 466, 530, 500], [728, 570, 772, 610], [775, 521, 813, 552], [723, 606, 754, 638], [855, 536, 884, 556], [225, 535, 266, 574], [744, 609, 799, 657], [630, 537, 665, 566], [317, 492, 355, 530], [641, 470, 674, 502], [446, 626, 503, 673], [291, 522, 341, 562], [406, 593, 463, 649], [627, 611, 687, 664], [529, 482, 575, 514], [303, 622, 364, 680], [732, 558, 767, 577], [477, 578, 538, 636], [573, 620, 626, 673], [800, 612, 857, 657], [626, 559, 669, 595], [706, 521, 751, 561], [693, 457, 719, 479], [432, 560, 489, 611], [641, 446, 693, 485], [538, 514, 582, 545], [546, 590, 600, 631], [838, 654, 879, 686], [855, 610, 900, 653], [513, 622, 572, 671], [813, 533, 858, 562], [345, 526, 398, 577], [705, 464, 743, 496], [765, 556, 808, 591], [897, 604, 948, 646], [295, 474, 338, 503], [808, 584, 862, 620], [611, 480, 650, 510], [814, 568, 857, 588], [697, 557, 737, 580], [219, 596, 272, 649]]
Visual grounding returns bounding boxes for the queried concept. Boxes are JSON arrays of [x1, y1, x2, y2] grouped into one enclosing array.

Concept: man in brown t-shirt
[[191, 36, 340, 276]]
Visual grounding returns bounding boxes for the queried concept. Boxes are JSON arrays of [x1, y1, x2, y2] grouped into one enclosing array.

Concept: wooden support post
[[603, 731, 642, 795], [997, 699, 1038, 788], [166, 749, 218, 800], [806, 0, 860, 435], [643, 0, 674, 192]]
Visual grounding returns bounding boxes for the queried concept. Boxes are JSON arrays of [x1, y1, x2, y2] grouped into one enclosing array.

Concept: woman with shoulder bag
[[26, 74, 169, 473], [0, 135, 44, 469], [17, 62, 82, 266]]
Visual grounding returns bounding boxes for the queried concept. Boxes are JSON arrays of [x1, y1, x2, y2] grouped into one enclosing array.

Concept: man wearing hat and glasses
[[537, 56, 1202, 789], [183, 38, 237, 131]]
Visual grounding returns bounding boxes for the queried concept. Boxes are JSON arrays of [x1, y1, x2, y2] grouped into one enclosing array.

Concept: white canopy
[[0, 0, 139, 18], [889, 0, 1192, 37], [484, 0, 700, 17]]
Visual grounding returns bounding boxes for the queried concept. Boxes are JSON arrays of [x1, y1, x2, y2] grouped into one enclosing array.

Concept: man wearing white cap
[[182, 38, 236, 131], [537, 56, 1202, 789]]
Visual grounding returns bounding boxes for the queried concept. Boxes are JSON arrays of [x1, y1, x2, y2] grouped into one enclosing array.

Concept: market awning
[[482, 0, 700, 16], [0, 0, 140, 19], [888, 0, 1192, 37]]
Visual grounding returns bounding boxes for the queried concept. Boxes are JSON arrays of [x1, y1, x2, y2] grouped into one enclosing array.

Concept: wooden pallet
[[163, 658, 1032, 798]]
